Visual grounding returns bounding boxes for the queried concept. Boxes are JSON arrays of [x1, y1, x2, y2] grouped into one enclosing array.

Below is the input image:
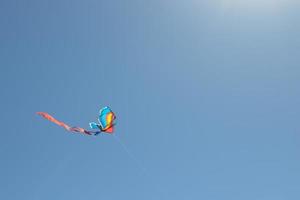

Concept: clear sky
[[1, 0, 300, 199]]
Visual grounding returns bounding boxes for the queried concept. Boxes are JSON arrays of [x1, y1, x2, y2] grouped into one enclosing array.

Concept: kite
[[37, 106, 116, 136], [89, 106, 116, 135]]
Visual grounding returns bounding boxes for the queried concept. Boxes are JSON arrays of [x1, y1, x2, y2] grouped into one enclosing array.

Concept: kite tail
[[37, 112, 97, 136], [37, 112, 71, 129], [94, 131, 101, 136]]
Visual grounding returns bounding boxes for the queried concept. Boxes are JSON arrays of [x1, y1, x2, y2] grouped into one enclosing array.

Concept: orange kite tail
[[36, 112, 98, 135]]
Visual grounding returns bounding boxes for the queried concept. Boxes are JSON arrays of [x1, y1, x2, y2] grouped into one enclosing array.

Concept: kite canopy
[[98, 106, 116, 133]]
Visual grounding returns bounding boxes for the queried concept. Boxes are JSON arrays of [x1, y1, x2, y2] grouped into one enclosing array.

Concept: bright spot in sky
[[220, 0, 295, 13]]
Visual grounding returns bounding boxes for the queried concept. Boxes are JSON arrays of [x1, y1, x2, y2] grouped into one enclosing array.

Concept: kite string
[[112, 134, 147, 174], [113, 134, 162, 198]]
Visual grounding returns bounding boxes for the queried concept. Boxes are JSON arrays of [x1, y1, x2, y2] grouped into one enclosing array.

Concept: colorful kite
[[89, 106, 116, 135], [37, 106, 116, 136]]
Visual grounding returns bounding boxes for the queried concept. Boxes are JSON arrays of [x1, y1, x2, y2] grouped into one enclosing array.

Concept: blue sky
[[1, 0, 300, 199]]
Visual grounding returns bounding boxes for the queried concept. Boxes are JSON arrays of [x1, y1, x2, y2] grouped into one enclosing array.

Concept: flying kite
[[89, 106, 116, 135], [37, 106, 116, 136]]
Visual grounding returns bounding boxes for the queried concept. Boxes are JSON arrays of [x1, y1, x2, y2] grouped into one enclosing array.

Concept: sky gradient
[[1, 0, 300, 199]]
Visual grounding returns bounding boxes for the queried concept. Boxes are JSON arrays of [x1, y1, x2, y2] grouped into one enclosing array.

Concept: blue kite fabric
[[89, 106, 116, 135]]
